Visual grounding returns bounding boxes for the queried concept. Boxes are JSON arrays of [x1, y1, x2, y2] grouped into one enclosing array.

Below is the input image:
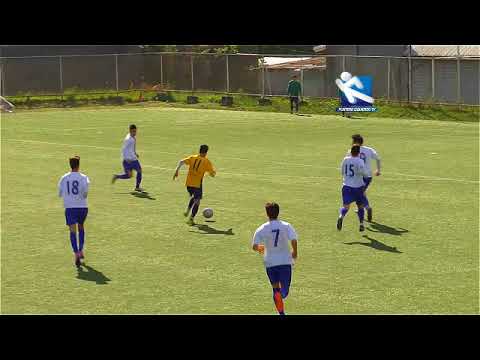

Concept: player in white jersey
[[112, 124, 144, 192], [58, 156, 90, 267], [349, 134, 381, 222], [252, 202, 298, 315], [338, 145, 369, 232]]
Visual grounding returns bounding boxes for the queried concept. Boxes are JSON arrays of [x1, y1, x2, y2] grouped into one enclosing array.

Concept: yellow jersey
[[182, 154, 216, 188]]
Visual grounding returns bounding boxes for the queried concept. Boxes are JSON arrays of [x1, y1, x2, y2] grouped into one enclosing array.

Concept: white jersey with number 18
[[58, 172, 90, 208]]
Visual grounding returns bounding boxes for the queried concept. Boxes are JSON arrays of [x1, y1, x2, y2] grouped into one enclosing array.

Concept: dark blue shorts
[[266, 264, 292, 299], [123, 159, 141, 173], [342, 185, 367, 206], [363, 177, 372, 190], [187, 186, 203, 200], [65, 208, 88, 225]]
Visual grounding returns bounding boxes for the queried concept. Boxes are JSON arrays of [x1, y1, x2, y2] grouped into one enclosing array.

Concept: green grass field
[[1, 106, 479, 314]]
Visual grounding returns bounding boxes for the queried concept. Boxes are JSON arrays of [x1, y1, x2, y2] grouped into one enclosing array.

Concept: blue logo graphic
[[336, 72, 377, 112]]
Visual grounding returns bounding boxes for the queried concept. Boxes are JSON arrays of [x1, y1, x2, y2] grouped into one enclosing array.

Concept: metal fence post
[[342, 56, 346, 72], [431, 58, 435, 100], [408, 56, 412, 103], [226, 54, 230, 94], [160, 55, 163, 86], [387, 57, 391, 101], [0, 59, 3, 97], [59, 56, 64, 100], [262, 63, 265, 98], [457, 57, 461, 106], [190, 55, 194, 93], [115, 54, 119, 95], [300, 68, 304, 97]]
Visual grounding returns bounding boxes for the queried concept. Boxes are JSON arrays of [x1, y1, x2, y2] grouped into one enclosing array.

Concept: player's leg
[[112, 161, 133, 183], [187, 187, 202, 224], [77, 208, 88, 260], [279, 265, 292, 300], [356, 189, 367, 231], [290, 97, 294, 114], [338, 186, 352, 230], [185, 188, 195, 217], [66, 209, 81, 267], [133, 161, 143, 191], [266, 266, 285, 315], [363, 177, 373, 221], [294, 97, 299, 113]]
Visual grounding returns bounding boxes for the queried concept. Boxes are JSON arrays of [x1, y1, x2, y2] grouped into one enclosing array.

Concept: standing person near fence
[[287, 75, 302, 114]]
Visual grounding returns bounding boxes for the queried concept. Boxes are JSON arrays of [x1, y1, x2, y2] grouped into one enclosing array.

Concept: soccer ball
[[202, 208, 214, 219]]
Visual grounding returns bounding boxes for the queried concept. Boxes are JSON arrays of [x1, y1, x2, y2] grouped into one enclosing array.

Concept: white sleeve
[[83, 177, 90, 198], [252, 228, 264, 245], [58, 177, 64, 197], [287, 225, 298, 241], [340, 159, 346, 175], [371, 148, 380, 160]]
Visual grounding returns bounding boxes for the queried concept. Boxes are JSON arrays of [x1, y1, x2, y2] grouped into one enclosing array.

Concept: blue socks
[[79, 229, 85, 251], [188, 197, 195, 210], [136, 172, 142, 188], [70, 232, 79, 253], [339, 207, 349, 218], [357, 208, 365, 223]]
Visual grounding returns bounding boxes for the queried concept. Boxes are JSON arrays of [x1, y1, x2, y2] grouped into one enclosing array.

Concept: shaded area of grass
[[5, 90, 479, 122]]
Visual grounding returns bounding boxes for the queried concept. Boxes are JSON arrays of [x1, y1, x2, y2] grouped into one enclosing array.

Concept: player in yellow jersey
[[173, 145, 216, 225]]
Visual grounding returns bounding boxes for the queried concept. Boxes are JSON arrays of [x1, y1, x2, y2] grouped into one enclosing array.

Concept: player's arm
[[372, 150, 381, 176], [173, 160, 185, 180], [208, 162, 216, 177], [287, 225, 298, 259], [252, 229, 265, 254], [58, 178, 64, 197], [82, 177, 90, 199]]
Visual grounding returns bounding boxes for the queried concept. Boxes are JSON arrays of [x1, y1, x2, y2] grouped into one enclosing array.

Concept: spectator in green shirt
[[287, 75, 302, 114]]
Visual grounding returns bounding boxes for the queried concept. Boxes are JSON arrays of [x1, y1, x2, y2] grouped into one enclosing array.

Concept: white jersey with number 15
[[341, 156, 367, 188]]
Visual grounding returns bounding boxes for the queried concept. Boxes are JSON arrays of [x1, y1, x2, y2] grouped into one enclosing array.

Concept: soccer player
[[111, 124, 144, 192], [349, 134, 381, 222], [58, 156, 90, 267], [287, 75, 302, 114], [252, 202, 298, 316], [338, 145, 368, 232], [173, 144, 216, 225]]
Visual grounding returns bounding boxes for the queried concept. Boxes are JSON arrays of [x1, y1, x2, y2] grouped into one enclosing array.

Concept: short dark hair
[[265, 202, 280, 220], [129, 124, 137, 130], [351, 145, 361, 156], [69, 156, 80, 169], [352, 134, 363, 145], [199, 144, 209, 154]]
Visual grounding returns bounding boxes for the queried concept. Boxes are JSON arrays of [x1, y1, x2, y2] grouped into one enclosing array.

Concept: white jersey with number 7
[[252, 220, 298, 268]]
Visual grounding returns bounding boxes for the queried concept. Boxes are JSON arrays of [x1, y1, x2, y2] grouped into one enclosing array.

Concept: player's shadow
[[367, 221, 409, 236], [76, 265, 111, 285], [344, 235, 402, 254], [190, 224, 234, 236], [129, 191, 156, 200], [295, 114, 312, 117]]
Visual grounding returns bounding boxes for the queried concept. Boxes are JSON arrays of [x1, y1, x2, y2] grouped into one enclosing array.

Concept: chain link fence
[[0, 52, 478, 105]]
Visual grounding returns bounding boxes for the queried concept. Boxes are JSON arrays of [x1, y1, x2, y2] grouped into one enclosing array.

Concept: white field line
[[6, 138, 480, 185]]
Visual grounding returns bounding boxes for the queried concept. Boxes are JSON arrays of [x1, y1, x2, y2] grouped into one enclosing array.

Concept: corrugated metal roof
[[262, 56, 326, 69], [411, 45, 480, 57]]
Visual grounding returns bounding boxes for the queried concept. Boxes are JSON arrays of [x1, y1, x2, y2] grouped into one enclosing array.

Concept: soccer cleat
[[111, 175, 117, 184], [79, 251, 84, 259], [359, 224, 365, 232], [337, 217, 343, 231], [186, 217, 195, 226], [367, 208, 373, 222], [75, 255, 81, 268], [134, 187, 144, 193]]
